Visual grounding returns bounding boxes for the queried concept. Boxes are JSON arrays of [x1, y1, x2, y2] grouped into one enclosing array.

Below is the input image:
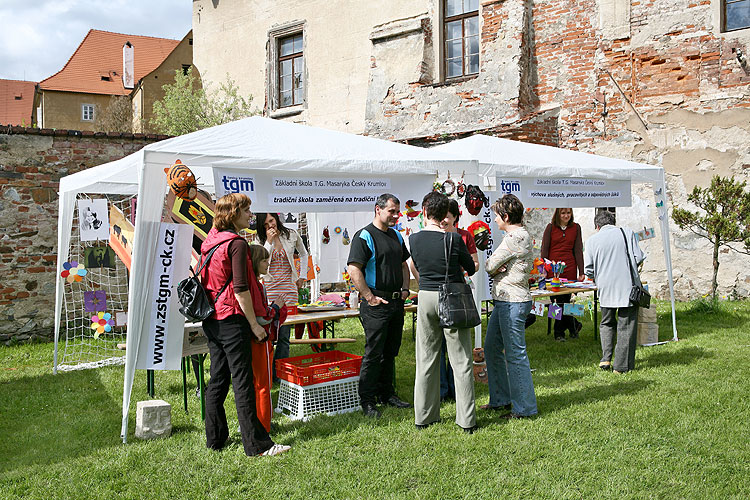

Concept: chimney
[[123, 41, 134, 89]]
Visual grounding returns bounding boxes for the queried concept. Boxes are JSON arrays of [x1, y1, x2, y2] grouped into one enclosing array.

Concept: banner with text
[[137, 222, 193, 371], [495, 177, 631, 208], [213, 168, 434, 212]]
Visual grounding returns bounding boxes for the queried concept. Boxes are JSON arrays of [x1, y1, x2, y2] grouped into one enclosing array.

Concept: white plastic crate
[[275, 376, 361, 421]]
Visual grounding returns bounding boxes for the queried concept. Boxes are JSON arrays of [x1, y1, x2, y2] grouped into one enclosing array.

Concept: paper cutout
[[563, 303, 584, 317], [531, 301, 546, 316], [342, 228, 350, 245], [83, 290, 107, 312], [654, 188, 663, 196], [78, 199, 110, 242], [655, 200, 664, 208], [90, 312, 115, 338], [84, 246, 116, 269], [548, 303, 563, 320], [61, 261, 87, 283], [109, 205, 135, 270], [635, 227, 656, 242], [115, 311, 128, 327], [334, 226, 342, 234], [322, 226, 330, 244]]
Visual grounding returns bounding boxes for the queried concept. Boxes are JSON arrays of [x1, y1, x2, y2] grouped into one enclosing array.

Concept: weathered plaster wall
[[39, 90, 112, 132], [0, 128, 166, 344]]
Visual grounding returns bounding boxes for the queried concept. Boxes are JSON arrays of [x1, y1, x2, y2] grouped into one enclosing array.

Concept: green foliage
[[2, 300, 750, 499], [150, 68, 257, 136], [672, 175, 750, 299], [95, 95, 133, 133]]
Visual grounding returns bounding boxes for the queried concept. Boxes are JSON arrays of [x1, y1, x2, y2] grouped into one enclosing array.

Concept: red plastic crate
[[275, 350, 362, 386]]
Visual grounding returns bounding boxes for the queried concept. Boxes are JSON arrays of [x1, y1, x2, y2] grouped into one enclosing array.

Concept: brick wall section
[[0, 127, 168, 344]]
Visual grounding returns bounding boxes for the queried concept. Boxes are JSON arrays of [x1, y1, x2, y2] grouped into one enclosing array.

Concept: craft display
[[78, 199, 110, 242], [164, 159, 198, 201], [342, 228, 350, 245], [83, 290, 107, 312], [84, 246, 116, 269], [530, 301, 546, 316], [404, 200, 421, 220], [61, 261, 87, 283], [467, 221, 491, 251], [563, 303, 584, 317], [342, 269, 357, 293], [548, 303, 563, 320], [334, 226, 342, 234], [90, 312, 115, 338], [322, 226, 330, 244], [109, 205, 135, 270], [441, 178, 456, 196]]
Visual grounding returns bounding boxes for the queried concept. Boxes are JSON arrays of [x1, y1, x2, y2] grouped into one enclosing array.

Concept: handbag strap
[[443, 232, 453, 284], [195, 238, 235, 301], [619, 228, 639, 287]]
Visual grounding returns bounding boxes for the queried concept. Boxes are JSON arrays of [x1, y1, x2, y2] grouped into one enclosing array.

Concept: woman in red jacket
[[540, 208, 585, 341], [200, 193, 290, 457]]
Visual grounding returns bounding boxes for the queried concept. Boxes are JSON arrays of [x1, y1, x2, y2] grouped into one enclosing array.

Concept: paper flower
[[61, 261, 87, 283], [83, 290, 107, 312], [90, 312, 114, 338]]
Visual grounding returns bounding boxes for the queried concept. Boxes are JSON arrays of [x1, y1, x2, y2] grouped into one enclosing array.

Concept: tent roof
[[60, 116, 471, 196], [431, 134, 662, 183]]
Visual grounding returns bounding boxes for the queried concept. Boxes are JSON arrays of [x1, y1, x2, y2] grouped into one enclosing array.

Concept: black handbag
[[177, 241, 232, 322], [437, 233, 481, 329], [620, 228, 651, 309]]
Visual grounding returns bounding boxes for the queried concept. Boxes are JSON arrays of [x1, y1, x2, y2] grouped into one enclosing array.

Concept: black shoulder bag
[[177, 241, 232, 322], [437, 233, 481, 329], [620, 228, 650, 309]]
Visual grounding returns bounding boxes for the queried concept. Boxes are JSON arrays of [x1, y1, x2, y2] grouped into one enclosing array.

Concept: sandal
[[599, 362, 612, 371]]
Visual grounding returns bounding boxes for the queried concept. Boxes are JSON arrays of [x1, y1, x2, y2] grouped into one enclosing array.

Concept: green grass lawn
[[1, 299, 749, 499]]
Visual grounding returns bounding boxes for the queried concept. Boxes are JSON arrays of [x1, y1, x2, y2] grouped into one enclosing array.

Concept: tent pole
[[657, 174, 679, 341]]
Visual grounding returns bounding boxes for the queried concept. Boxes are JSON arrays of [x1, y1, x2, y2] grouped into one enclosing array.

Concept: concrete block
[[638, 323, 659, 345], [135, 400, 171, 440], [638, 305, 657, 323]]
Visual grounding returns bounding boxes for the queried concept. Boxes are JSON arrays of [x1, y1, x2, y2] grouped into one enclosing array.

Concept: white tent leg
[[307, 213, 322, 300], [657, 174, 678, 341]]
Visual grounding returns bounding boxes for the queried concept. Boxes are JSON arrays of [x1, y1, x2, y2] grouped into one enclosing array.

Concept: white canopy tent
[[54, 117, 475, 442], [431, 134, 678, 343]]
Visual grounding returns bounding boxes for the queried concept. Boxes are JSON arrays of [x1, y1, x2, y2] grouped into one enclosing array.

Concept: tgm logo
[[499, 179, 521, 194], [221, 175, 255, 194]]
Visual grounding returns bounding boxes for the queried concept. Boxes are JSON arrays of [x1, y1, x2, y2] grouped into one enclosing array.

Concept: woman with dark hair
[[409, 191, 478, 432], [200, 194, 290, 456], [255, 212, 308, 382], [483, 194, 537, 419], [540, 208, 585, 341]]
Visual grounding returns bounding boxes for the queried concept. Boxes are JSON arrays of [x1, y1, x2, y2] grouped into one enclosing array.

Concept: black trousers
[[552, 294, 580, 338], [357, 299, 404, 405], [202, 315, 274, 456]]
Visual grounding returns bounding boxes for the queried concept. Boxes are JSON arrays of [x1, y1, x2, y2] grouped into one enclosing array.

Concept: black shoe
[[382, 395, 413, 408], [461, 425, 479, 434], [570, 320, 582, 339], [555, 336, 566, 342], [362, 402, 381, 419], [440, 393, 455, 402]]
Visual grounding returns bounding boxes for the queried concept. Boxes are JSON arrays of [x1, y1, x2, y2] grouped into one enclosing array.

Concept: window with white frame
[[81, 104, 94, 121], [724, 0, 750, 31], [444, 0, 480, 79], [268, 22, 306, 113]]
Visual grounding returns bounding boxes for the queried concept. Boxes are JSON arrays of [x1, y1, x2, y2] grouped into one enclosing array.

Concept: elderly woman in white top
[[483, 194, 537, 419], [256, 212, 308, 382]]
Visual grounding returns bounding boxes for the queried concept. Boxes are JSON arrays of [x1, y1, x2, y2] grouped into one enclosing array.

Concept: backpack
[[465, 184, 489, 216], [177, 241, 232, 322]]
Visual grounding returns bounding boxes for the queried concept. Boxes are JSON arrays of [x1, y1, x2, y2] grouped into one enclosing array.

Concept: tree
[[672, 175, 750, 300], [150, 68, 257, 136], [95, 95, 133, 133]]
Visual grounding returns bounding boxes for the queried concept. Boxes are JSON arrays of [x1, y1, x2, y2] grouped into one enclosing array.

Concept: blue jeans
[[439, 336, 455, 399], [485, 300, 537, 416], [272, 324, 292, 382]]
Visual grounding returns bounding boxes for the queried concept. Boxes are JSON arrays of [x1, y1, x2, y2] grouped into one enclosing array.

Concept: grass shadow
[[638, 345, 714, 370], [536, 378, 653, 415], [0, 370, 120, 473]]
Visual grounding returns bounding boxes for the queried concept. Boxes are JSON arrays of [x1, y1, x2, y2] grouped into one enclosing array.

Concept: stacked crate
[[637, 303, 659, 345]]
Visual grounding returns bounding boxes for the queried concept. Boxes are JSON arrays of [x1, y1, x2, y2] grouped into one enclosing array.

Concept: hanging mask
[[322, 226, 330, 244], [342, 228, 350, 245]]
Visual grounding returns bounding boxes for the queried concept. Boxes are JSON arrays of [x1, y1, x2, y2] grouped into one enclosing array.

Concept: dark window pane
[[446, 58, 462, 78], [446, 20, 463, 40], [280, 37, 295, 56], [281, 91, 293, 107], [294, 56, 304, 76], [468, 35, 479, 56], [726, 1, 750, 31], [446, 0, 462, 17], [446, 39, 463, 59], [464, 0, 479, 12], [466, 16, 479, 36], [293, 34, 303, 53], [281, 75, 292, 92]]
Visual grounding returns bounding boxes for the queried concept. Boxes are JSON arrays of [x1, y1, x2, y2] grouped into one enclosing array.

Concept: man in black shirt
[[347, 193, 413, 418]]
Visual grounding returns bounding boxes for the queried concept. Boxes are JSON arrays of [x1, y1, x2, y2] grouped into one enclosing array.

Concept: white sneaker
[[259, 443, 291, 457]]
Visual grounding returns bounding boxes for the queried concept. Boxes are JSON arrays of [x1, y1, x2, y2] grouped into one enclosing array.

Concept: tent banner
[[137, 222, 193, 370], [495, 176, 631, 208], [213, 168, 434, 212]]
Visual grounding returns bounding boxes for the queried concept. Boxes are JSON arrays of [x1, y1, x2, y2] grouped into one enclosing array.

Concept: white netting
[[56, 194, 133, 371], [276, 376, 361, 421]]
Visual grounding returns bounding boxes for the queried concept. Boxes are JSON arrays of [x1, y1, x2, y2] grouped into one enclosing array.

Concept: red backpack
[[465, 184, 489, 216]]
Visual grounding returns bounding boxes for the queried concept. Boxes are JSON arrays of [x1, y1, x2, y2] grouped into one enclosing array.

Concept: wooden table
[[529, 285, 599, 339], [284, 308, 360, 349]]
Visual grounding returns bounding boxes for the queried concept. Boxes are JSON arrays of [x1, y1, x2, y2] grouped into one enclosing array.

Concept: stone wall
[[0, 127, 167, 344]]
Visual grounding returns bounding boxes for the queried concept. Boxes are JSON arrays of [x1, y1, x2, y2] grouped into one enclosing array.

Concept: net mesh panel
[[57, 194, 134, 371], [276, 377, 361, 421]]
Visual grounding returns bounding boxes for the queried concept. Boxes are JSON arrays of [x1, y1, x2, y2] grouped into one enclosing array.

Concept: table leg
[[181, 357, 188, 413], [412, 311, 416, 341], [198, 355, 206, 421], [146, 369, 155, 398]]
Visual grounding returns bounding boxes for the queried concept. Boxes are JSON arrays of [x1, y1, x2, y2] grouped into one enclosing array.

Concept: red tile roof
[[39, 29, 181, 95], [0, 79, 36, 126]]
